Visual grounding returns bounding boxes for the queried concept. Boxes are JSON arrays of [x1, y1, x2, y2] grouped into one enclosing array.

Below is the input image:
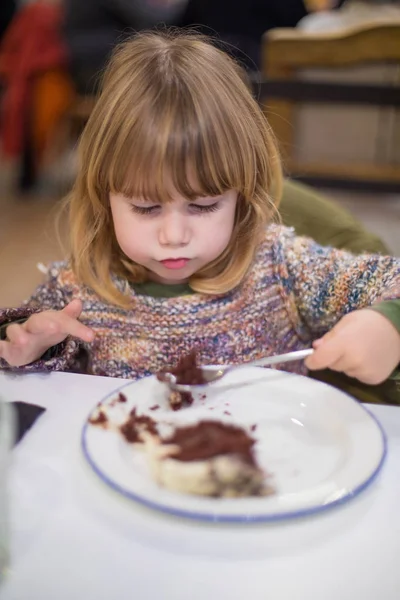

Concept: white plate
[[81, 367, 386, 523]]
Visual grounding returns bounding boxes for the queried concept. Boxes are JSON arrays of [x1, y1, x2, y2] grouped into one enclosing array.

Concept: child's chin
[[151, 270, 192, 285], [163, 275, 191, 284]]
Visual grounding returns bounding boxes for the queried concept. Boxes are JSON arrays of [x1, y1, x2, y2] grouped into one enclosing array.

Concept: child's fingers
[[24, 305, 94, 343], [26, 312, 94, 343], [61, 299, 83, 319], [45, 311, 95, 342], [23, 312, 61, 336], [305, 333, 346, 371], [0, 303, 93, 367], [61, 315, 95, 342], [0, 337, 31, 367], [24, 300, 82, 335], [311, 337, 324, 349], [0, 340, 11, 362], [4, 323, 30, 346]]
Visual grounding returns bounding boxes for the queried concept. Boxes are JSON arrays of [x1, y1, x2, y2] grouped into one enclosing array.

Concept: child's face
[[110, 190, 238, 284]]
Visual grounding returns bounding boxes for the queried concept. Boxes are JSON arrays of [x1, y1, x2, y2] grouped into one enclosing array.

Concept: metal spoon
[[162, 348, 314, 393]]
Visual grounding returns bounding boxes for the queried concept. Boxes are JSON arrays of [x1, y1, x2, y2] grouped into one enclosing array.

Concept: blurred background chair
[[260, 19, 400, 192]]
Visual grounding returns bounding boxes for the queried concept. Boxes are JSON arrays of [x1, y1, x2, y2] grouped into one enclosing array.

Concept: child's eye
[[189, 202, 220, 214], [130, 205, 160, 216]]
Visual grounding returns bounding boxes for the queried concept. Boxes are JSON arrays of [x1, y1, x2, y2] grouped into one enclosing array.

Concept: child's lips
[[160, 258, 190, 270]]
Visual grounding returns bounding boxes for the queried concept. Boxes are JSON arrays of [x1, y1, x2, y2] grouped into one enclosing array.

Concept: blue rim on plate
[[81, 375, 387, 523]]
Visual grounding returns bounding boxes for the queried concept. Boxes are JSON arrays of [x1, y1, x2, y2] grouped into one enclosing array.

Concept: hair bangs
[[103, 73, 255, 205]]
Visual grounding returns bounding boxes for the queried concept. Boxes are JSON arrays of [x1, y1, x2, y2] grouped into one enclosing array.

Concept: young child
[[0, 31, 399, 391]]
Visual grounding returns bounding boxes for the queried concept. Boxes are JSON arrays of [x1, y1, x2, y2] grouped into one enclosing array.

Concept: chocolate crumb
[[118, 393, 128, 403], [89, 411, 108, 426], [224, 411, 231, 416], [150, 405, 160, 411], [120, 408, 158, 443], [250, 425, 257, 432]]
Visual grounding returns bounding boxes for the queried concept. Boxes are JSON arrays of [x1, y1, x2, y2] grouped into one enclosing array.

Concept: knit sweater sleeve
[[0, 263, 86, 373], [275, 228, 400, 337]]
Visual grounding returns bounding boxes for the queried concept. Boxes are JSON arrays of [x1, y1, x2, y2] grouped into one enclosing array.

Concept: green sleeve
[[370, 300, 400, 335], [370, 300, 400, 382]]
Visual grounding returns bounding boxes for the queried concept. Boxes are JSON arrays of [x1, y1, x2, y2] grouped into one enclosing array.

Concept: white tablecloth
[[0, 371, 399, 600]]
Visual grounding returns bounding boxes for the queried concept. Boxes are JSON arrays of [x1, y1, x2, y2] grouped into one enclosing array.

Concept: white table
[[0, 371, 400, 600]]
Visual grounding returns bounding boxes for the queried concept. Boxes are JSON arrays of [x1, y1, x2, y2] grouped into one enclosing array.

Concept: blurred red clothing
[[0, 2, 69, 158]]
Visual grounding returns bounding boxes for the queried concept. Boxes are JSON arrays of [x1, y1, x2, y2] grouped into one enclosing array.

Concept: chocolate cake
[[146, 420, 270, 498], [157, 350, 206, 410], [89, 351, 272, 499], [120, 408, 158, 443]]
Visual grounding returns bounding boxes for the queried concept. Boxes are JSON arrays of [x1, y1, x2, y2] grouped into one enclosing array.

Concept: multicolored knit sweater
[[1, 226, 400, 379]]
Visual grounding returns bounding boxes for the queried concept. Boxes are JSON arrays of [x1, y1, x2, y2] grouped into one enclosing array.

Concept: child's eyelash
[[190, 202, 220, 214], [130, 205, 159, 215], [129, 202, 220, 216]]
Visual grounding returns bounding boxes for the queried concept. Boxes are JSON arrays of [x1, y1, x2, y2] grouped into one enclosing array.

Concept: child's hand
[[305, 309, 400, 385], [0, 299, 94, 367]]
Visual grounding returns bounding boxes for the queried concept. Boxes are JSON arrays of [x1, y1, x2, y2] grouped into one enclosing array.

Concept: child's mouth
[[160, 258, 190, 270]]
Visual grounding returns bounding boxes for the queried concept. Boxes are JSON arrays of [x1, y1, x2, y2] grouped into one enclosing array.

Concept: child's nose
[[158, 212, 190, 247]]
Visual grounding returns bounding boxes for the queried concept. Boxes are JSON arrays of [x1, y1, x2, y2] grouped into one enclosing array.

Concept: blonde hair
[[68, 29, 282, 307]]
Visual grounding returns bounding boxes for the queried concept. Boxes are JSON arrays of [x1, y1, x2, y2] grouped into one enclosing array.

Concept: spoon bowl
[[162, 348, 314, 393]]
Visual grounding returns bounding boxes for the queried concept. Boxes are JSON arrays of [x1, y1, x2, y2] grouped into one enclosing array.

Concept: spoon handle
[[249, 348, 314, 368]]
